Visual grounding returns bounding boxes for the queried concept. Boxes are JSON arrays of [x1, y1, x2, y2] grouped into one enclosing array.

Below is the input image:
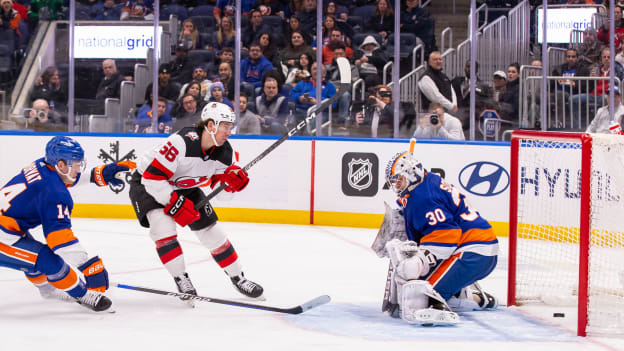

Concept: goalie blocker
[[374, 140, 499, 326]]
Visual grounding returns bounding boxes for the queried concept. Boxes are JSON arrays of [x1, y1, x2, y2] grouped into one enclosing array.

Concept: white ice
[[1, 219, 623, 351]]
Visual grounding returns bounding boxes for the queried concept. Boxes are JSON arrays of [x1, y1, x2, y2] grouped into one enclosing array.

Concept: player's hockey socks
[[210, 240, 239, 269], [78, 256, 109, 292], [156, 235, 184, 267]]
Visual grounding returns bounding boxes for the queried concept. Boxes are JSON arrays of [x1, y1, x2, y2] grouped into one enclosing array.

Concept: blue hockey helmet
[[385, 151, 425, 196], [45, 136, 85, 168]]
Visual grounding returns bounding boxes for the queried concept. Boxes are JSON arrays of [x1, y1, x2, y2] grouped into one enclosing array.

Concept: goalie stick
[[114, 282, 331, 314], [194, 57, 352, 210]]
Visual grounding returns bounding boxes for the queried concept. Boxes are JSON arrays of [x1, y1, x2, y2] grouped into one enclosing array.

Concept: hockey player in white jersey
[[128, 102, 263, 304]]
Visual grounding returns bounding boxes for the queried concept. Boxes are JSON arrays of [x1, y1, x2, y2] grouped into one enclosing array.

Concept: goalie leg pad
[[399, 280, 459, 326]]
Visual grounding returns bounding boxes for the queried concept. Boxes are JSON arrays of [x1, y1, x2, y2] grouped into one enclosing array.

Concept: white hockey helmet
[[201, 102, 235, 128], [385, 151, 425, 196]]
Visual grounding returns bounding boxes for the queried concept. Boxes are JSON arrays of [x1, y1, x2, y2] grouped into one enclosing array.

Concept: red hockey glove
[[219, 165, 249, 192], [164, 192, 200, 226]]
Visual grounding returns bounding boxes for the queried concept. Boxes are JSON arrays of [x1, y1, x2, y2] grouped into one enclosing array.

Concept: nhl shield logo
[[342, 153, 378, 197], [348, 159, 373, 191]]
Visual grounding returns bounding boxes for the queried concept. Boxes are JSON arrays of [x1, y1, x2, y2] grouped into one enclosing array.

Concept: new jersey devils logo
[[170, 176, 211, 188]]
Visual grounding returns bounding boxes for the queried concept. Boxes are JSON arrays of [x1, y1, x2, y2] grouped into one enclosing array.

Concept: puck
[[553, 312, 565, 318]]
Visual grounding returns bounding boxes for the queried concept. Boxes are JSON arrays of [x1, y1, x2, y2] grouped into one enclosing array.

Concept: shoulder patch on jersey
[[185, 131, 199, 141]]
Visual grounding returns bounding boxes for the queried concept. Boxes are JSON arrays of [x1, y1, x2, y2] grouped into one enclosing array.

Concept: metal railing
[[520, 74, 622, 130]]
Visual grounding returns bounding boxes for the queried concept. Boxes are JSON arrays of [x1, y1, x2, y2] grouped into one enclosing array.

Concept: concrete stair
[[426, 0, 471, 50]]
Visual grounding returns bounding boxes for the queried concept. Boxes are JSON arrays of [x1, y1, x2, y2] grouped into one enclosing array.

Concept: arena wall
[[0, 132, 511, 236]]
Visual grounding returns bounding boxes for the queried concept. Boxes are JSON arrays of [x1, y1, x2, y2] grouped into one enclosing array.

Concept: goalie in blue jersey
[[375, 142, 499, 325], [0, 136, 134, 312]]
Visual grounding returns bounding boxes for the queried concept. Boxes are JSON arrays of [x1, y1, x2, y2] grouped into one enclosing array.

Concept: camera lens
[[430, 114, 439, 125], [38, 110, 46, 119]]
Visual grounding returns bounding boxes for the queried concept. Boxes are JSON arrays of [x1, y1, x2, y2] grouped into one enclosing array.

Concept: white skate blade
[[405, 308, 460, 326]]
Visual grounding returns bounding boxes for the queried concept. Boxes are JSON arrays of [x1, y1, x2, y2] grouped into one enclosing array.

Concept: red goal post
[[508, 130, 624, 337]]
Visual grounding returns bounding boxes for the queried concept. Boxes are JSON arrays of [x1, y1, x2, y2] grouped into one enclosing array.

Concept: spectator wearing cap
[[180, 65, 212, 99], [240, 41, 274, 97], [95, 59, 125, 100], [492, 70, 507, 103], [576, 27, 604, 66], [586, 86, 624, 133], [145, 64, 181, 102], [169, 43, 194, 85], [206, 81, 233, 108]]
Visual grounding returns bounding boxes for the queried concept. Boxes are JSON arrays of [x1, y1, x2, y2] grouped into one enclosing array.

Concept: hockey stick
[[194, 57, 352, 210], [114, 282, 331, 314]]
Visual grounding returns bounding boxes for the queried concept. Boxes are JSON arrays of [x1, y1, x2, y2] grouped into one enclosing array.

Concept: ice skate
[[471, 282, 498, 309], [174, 273, 198, 307], [75, 290, 114, 312], [231, 273, 264, 299]]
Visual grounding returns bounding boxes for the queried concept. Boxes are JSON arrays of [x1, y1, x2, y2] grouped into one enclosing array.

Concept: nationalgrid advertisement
[[537, 7, 596, 44], [74, 26, 162, 59]]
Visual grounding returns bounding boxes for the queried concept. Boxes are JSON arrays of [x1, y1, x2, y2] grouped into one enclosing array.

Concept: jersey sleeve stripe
[[0, 241, 38, 264], [144, 158, 174, 180], [0, 215, 23, 234], [46, 229, 79, 251]]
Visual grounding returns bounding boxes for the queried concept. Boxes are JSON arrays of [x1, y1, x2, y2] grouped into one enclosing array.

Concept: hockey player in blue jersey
[[0, 136, 133, 312], [378, 142, 499, 325]]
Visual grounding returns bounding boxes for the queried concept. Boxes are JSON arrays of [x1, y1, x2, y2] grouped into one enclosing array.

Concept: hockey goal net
[[508, 130, 624, 336]]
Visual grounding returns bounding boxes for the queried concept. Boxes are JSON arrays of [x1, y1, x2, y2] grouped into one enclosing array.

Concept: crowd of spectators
[[28, 0, 436, 135], [20, 0, 624, 138]]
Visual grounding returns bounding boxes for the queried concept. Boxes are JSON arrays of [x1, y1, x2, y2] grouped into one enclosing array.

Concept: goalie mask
[[201, 102, 236, 146], [385, 151, 425, 196]]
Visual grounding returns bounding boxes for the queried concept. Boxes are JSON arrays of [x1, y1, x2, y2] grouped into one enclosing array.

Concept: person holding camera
[[352, 84, 395, 138], [26, 99, 64, 131], [413, 102, 465, 140]]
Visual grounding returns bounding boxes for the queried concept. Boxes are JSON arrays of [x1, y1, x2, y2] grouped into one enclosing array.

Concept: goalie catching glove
[[164, 192, 200, 226], [78, 256, 109, 292], [385, 239, 438, 281], [91, 161, 136, 186], [209, 165, 249, 192]]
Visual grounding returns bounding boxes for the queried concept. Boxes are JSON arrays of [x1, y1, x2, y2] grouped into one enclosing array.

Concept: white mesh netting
[[514, 133, 624, 335]]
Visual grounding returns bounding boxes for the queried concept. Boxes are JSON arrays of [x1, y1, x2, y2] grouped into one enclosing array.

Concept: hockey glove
[[91, 160, 137, 186], [164, 192, 200, 226], [211, 165, 249, 192], [78, 256, 109, 292]]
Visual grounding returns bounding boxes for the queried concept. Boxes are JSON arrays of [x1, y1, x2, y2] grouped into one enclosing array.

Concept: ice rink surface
[[1, 219, 623, 351]]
